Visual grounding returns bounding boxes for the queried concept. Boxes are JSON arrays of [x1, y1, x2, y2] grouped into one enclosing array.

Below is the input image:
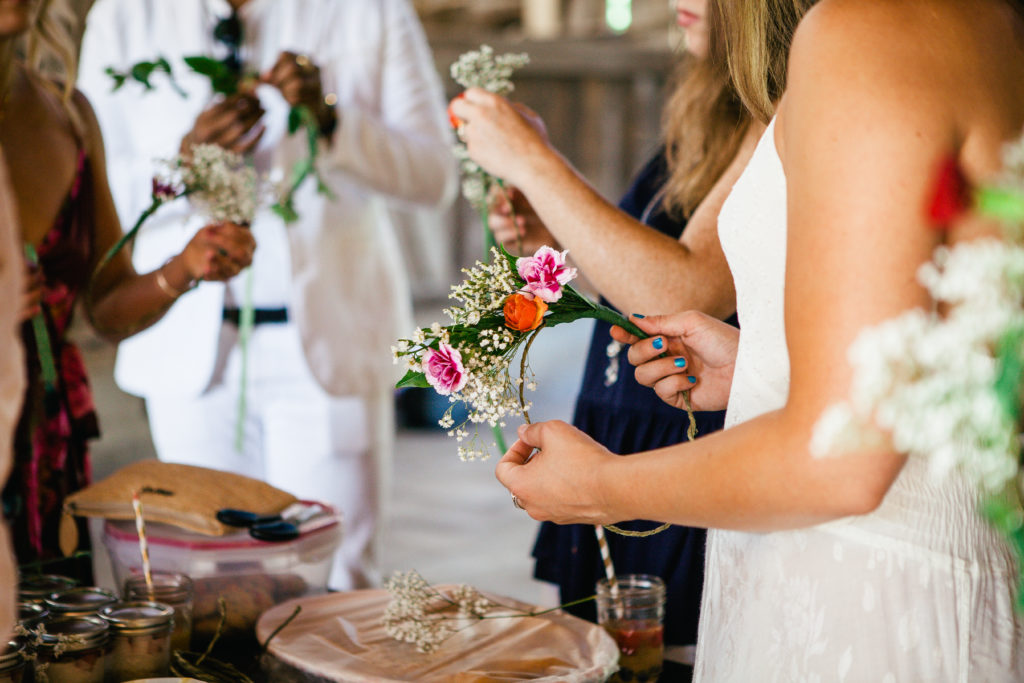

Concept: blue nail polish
[[652, 337, 664, 350], [674, 357, 686, 368], [632, 313, 646, 319], [687, 376, 697, 384]]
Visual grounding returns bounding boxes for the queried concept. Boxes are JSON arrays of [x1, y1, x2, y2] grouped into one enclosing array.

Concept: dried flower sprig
[[811, 129, 1024, 606], [382, 570, 595, 654]]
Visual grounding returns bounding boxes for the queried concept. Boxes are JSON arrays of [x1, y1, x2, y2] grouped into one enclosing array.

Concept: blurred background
[[65, 0, 682, 604]]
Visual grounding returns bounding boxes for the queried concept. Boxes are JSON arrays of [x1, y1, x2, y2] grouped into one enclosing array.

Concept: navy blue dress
[[531, 152, 737, 648]]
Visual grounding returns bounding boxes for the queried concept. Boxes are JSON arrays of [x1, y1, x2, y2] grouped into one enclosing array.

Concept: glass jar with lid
[[17, 602, 48, 634], [99, 601, 174, 681], [17, 575, 77, 605], [43, 588, 118, 619], [123, 571, 194, 651], [0, 640, 27, 683], [34, 616, 108, 683]]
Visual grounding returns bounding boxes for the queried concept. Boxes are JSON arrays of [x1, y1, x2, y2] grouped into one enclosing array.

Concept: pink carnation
[[516, 246, 577, 303], [422, 342, 468, 395]]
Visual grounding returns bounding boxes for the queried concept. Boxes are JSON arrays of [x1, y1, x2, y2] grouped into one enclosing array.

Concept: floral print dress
[[3, 149, 100, 573]]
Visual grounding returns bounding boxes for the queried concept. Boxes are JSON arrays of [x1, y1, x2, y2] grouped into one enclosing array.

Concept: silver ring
[[511, 494, 524, 510]]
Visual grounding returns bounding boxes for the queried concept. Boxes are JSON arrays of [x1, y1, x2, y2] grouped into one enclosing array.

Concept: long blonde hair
[[0, 0, 79, 110], [713, 0, 818, 124], [662, 1, 750, 218]]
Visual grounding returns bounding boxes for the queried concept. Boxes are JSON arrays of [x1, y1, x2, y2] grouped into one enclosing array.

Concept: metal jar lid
[[38, 616, 109, 653], [44, 587, 118, 617], [18, 574, 77, 603], [18, 601, 48, 629], [99, 602, 174, 636], [0, 640, 25, 673]]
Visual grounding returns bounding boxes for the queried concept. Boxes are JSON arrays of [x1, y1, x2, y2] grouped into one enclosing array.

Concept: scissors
[[216, 502, 328, 542]]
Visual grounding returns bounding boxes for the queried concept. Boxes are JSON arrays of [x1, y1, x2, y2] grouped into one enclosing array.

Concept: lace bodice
[[695, 118, 1024, 682]]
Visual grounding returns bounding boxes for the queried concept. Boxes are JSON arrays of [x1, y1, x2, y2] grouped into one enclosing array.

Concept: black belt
[[223, 307, 289, 325]]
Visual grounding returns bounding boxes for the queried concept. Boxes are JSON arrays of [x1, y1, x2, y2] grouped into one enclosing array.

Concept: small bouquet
[[393, 244, 643, 461], [811, 130, 1024, 604]]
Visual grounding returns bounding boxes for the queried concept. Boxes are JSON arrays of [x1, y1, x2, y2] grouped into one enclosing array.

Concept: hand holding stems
[[487, 184, 558, 256], [180, 93, 266, 158], [261, 51, 337, 142], [610, 310, 739, 413], [173, 221, 256, 289]]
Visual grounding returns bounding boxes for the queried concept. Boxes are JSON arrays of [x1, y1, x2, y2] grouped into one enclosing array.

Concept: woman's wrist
[[155, 255, 197, 299]]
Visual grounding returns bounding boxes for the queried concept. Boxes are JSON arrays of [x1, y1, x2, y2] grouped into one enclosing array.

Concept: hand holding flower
[[180, 93, 265, 158], [496, 420, 619, 524], [611, 310, 739, 413], [179, 221, 256, 283], [487, 185, 556, 256]]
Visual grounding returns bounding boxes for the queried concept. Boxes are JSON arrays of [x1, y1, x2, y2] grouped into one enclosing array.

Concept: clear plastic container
[[102, 503, 340, 645], [44, 588, 118, 619], [35, 616, 108, 683], [0, 640, 27, 683], [100, 601, 174, 681], [122, 572, 194, 651]]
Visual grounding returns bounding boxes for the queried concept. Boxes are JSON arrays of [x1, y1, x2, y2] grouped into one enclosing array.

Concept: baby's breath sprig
[[382, 570, 595, 654]]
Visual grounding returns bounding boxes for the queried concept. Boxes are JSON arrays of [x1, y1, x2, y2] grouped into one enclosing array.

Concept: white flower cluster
[[176, 143, 261, 225], [445, 249, 519, 324], [811, 237, 1024, 493], [382, 570, 493, 654], [450, 44, 529, 96]]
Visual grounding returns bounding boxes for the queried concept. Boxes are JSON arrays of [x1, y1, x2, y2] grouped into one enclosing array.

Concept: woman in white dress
[[485, 0, 1024, 679]]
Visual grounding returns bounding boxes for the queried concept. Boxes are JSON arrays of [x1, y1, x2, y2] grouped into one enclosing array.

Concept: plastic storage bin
[[100, 503, 340, 645]]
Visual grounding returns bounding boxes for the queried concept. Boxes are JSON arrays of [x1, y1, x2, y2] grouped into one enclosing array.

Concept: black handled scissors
[[216, 502, 326, 541]]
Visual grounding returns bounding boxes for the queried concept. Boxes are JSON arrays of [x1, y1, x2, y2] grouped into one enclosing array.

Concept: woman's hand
[[487, 184, 559, 255], [179, 94, 265, 158], [610, 311, 739, 412], [448, 89, 552, 188], [18, 261, 43, 323], [496, 421, 619, 524], [179, 222, 255, 283], [261, 52, 336, 138]]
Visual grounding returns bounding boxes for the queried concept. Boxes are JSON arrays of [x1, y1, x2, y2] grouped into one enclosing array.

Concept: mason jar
[[17, 602, 48, 634], [0, 640, 27, 683], [43, 588, 118, 619], [122, 572, 194, 651], [99, 601, 174, 681], [34, 616, 108, 683], [17, 575, 76, 605], [596, 574, 666, 683]]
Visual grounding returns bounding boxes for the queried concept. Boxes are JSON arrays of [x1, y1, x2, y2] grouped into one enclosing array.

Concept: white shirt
[[78, 0, 457, 398]]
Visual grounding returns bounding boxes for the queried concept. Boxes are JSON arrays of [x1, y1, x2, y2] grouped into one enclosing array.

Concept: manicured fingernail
[[674, 357, 686, 368], [687, 376, 696, 384], [632, 313, 645, 319], [652, 337, 663, 350]]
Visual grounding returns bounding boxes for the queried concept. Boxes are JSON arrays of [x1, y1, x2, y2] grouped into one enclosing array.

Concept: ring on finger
[[511, 493, 524, 511]]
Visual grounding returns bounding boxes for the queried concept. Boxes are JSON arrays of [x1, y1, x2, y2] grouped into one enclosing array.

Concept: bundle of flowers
[[448, 45, 529, 210], [393, 245, 642, 460], [811, 131, 1024, 603]]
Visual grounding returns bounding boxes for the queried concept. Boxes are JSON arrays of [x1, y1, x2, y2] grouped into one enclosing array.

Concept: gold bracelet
[[155, 259, 193, 299]]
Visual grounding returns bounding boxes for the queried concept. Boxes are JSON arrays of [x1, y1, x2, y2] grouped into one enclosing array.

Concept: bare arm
[[495, 0, 1012, 531], [451, 90, 760, 319], [79, 92, 255, 342]]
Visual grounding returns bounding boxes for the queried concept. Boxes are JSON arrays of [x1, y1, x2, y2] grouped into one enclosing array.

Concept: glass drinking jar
[[17, 575, 77, 605], [17, 602, 48, 633], [44, 588, 118, 619], [0, 640, 27, 683], [100, 601, 174, 681], [596, 574, 666, 683], [35, 616, 109, 683], [123, 571, 194, 651]]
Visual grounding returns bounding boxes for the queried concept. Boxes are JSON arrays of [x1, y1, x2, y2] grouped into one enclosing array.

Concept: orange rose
[[503, 293, 547, 332]]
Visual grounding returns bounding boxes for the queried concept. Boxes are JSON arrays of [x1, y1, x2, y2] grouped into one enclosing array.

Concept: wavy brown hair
[[0, 0, 80, 120], [714, 0, 818, 124], [662, 0, 750, 218]]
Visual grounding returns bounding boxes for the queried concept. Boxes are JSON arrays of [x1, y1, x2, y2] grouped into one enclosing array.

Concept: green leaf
[[396, 370, 431, 389], [271, 201, 300, 224], [976, 186, 1024, 225], [183, 56, 239, 95], [287, 106, 304, 135], [130, 62, 157, 89]]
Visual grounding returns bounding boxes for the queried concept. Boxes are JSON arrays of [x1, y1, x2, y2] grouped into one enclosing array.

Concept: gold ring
[[512, 494, 524, 511], [295, 54, 314, 72]]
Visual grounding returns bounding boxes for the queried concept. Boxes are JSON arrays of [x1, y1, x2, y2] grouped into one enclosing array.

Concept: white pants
[[146, 320, 387, 591]]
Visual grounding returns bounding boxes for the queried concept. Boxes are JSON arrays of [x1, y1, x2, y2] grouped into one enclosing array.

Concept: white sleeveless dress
[[696, 118, 1024, 682]]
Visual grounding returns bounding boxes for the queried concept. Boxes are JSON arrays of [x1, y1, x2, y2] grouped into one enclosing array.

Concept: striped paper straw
[[132, 490, 153, 594], [593, 524, 621, 617]]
